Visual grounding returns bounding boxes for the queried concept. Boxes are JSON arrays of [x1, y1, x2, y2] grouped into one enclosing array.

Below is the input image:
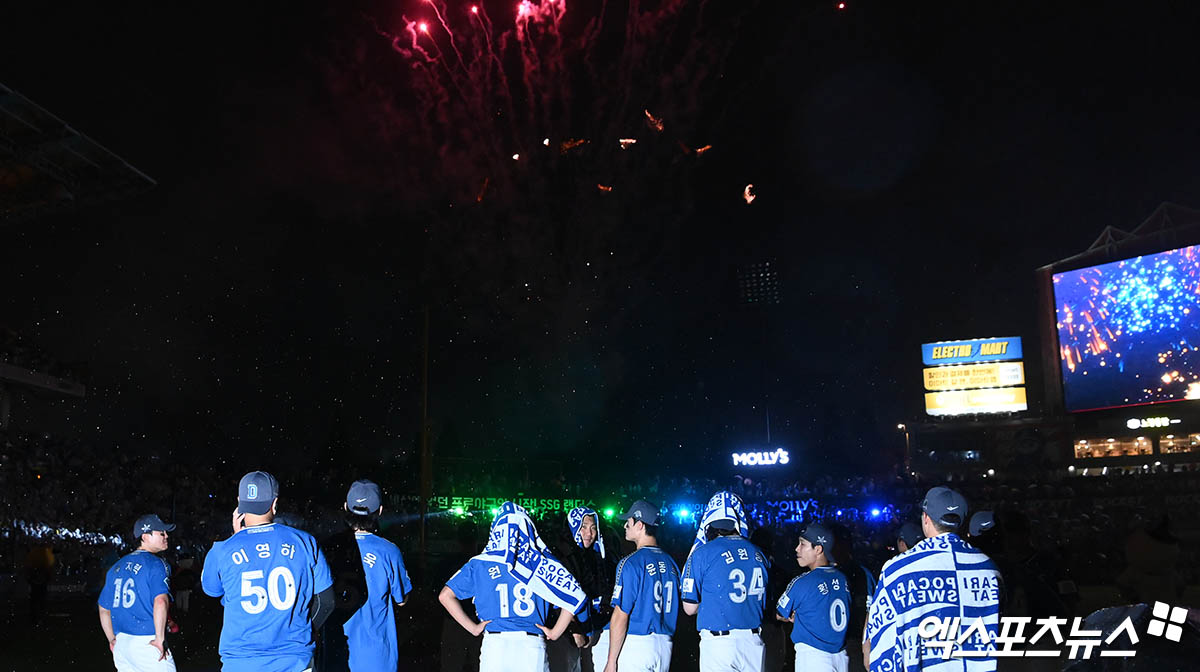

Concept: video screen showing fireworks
[[1053, 245, 1200, 412]]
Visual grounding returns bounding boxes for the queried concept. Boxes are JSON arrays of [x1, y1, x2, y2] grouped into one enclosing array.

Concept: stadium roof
[[0, 82, 155, 224], [1038, 202, 1200, 272]]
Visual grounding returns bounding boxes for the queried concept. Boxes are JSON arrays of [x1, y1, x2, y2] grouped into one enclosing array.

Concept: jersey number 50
[[240, 567, 297, 614]]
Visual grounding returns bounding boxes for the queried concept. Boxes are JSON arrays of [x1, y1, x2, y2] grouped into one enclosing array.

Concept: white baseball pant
[[111, 633, 177, 672], [612, 633, 672, 671], [480, 631, 550, 672], [700, 629, 765, 672], [794, 641, 848, 672]]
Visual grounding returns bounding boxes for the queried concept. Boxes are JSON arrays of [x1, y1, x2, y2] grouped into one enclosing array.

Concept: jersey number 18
[[495, 583, 536, 618]]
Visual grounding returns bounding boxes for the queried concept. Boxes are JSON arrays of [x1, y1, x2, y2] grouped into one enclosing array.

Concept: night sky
[[3, 0, 1200, 479]]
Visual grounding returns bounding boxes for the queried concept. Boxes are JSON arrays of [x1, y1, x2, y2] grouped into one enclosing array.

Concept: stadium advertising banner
[[923, 362, 1026, 391], [921, 337, 1023, 366], [922, 337, 1027, 416], [1053, 245, 1200, 412], [925, 387, 1028, 416]]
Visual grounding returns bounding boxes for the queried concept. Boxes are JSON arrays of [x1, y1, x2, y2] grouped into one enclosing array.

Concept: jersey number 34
[[727, 568, 765, 604]]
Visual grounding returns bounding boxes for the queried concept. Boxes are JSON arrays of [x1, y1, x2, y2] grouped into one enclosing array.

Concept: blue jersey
[[344, 532, 413, 672], [611, 546, 680, 637], [681, 536, 769, 631], [776, 566, 851, 652], [446, 559, 551, 634], [201, 522, 334, 672], [98, 550, 172, 636]]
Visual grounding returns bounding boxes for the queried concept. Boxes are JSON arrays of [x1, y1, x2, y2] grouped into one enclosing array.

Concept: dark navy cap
[[346, 479, 382, 514], [969, 510, 995, 537], [708, 518, 738, 531], [620, 500, 662, 526], [799, 523, 835, 554], [921, 486, 968, 529], [133, 514, 175, 540], [897, 521, 923, 548], [238, 471, 279, 515]]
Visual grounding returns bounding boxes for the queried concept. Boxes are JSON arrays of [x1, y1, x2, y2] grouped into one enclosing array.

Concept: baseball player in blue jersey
[[439, 502, 583, 672], [867, 487, 1001, 672], [602, 500, 679, 672], [340, 479, 412, 672], [98, 514, 177, 671], [682, 517, 769, 672], [201, 471, 335, 672], [775, 523, 851, 672]]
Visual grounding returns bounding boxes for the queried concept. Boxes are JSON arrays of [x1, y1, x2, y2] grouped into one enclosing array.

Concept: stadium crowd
[[4, 428, 1198, 606]]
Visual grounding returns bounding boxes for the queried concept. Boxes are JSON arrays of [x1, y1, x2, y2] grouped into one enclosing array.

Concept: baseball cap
[[799, 523, 835, 554], [346, 479, 382, 514], [921, 486, 968, 529], [620, 500, 662, 526], [238, 471, 280, 515], [133, 514, 175, 540], [897, 521, 923, 548], [969, 510, 995, 537], [708, 518, 738, 531]]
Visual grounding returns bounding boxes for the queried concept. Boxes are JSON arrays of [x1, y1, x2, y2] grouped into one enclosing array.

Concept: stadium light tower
[[737, 260, 782, 448], [897, 423, 911, 472]]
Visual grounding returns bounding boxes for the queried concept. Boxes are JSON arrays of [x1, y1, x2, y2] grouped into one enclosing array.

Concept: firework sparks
[[644, 109, 665, 132], [1054, 245, 1200, 409], [597, 184, 613, 192], [743, 184, 756, 205], [341, 0, 759, 207], [559, 138, 587, 154]]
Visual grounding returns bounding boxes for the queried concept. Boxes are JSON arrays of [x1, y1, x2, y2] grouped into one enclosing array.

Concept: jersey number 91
[[653, 580, 675, 614]]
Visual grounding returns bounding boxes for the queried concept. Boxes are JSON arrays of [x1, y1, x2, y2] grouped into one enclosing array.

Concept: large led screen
[[1053, 245, 1200, 412]]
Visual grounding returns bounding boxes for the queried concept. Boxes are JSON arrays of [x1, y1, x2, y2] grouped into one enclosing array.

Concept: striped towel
[[691, 491, 750, 554], [472, 501, 588, 612]]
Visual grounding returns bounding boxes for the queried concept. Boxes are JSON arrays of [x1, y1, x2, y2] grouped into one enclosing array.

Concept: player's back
[[446, 559, 551, 633], [99, 550, 171, 636], [613, 546, 681, 636], [344, 531, 412, 671], [683, 535, 769, 631], [201, 522, 333, 671], [780, 566, 851, 653]]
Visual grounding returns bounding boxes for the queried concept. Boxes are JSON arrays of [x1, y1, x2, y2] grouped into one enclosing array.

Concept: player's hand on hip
[[469, 619, 491, 637], [148, 638, 168, 661], [572, 633, 588, 649]]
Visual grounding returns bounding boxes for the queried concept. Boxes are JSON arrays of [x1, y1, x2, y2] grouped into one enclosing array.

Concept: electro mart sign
[[732, 448, 790, 466], [921, 337, 1023, 366]]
